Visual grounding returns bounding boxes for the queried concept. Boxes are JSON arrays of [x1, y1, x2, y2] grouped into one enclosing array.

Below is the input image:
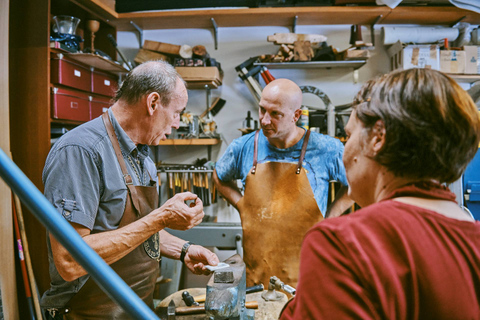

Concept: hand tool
[[175, 301, 258, 315], [157, 172, 162, 205], [262, 276, 296, 301], [107, 34, 133, 71], [182, 291, 200, 307], [167, 299, 176, 320], [12, 195, 36, 320], [13, 193, 42, 320], [204, 171, 210, 206]]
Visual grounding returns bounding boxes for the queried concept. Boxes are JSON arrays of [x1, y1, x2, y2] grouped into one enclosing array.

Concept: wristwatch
[[180, 241, 194, 263]]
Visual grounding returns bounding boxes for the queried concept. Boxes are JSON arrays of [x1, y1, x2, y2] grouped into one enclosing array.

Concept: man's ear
[[293, 108, 302, 123], [369, 119, 386, 156], [146, 92, 161, 116]]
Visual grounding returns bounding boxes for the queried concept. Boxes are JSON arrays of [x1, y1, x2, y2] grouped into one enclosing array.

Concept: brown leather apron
[[237, 130, 322, 288], [65, 112, 160, 319]]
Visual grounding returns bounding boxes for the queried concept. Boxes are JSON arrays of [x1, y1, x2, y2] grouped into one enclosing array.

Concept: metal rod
[[0, 149, 158, 319], [130, 21, 144, 49], [211, 18, 218, 50]]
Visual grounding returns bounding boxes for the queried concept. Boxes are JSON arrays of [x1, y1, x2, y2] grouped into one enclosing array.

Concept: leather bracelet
[[180, 241, 193, 263]]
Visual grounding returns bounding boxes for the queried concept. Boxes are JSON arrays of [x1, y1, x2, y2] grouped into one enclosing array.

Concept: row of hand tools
[[159, 166, 218, 207]]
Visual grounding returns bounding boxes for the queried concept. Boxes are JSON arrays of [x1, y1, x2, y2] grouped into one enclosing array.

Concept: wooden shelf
[[449, 74, 480, 84], [157, 139, 220, 146], [64, 53, 129, 74], [110, 6, 480, 31], [255, 60, 367, 70]]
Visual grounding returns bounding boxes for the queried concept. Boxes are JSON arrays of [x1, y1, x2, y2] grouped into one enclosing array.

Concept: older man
[[213, 79, 353, 287], [41, 61, 219, 319]]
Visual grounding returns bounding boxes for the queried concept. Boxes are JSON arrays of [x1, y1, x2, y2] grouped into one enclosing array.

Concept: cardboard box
[[464, 46, 480, 74], [176, 67, 222, 84], [440, 50, 466, 74], [387, 40, 440, 71]]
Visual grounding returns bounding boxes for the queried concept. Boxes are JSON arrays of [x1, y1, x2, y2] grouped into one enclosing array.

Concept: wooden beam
[[1, 0, 19, 317]]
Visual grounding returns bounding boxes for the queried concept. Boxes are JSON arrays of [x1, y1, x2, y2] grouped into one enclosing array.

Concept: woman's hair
[[353, 68, 480, 183]]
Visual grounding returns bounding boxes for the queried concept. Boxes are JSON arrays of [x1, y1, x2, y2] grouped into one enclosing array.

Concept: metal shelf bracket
[[370, 15, 382, 46], [292, 16, 298, 34], [130, 21, 144, 48], [211, 18, 219, 50]]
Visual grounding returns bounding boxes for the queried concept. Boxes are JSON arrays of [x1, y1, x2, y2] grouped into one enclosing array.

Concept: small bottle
[[298, 106, 309, 130]]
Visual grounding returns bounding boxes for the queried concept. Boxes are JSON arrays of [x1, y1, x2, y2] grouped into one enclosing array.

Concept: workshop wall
[[117, 25, 391, 222]]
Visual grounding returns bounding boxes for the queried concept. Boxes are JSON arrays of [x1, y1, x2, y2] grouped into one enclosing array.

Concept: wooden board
[[144, 40, 181, 55], [134, 48, 169, 64], [268, 33, 327, 45], [1, 0, 18, 317]]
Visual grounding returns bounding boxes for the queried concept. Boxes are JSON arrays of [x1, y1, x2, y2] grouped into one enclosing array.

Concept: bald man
[[213, 79, 353, 287]]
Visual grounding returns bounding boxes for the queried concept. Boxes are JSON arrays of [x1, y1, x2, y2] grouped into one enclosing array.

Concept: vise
[[205, 254, 255, 320]]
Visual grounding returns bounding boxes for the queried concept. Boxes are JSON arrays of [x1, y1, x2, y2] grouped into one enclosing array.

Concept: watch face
[[144, 232, 160, 261]]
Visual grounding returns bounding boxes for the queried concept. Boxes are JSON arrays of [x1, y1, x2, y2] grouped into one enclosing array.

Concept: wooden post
[[0, 0, 19, 317]]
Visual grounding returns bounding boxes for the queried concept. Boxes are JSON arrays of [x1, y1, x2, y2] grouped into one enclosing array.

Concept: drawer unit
[[51, 87, 90, 122], [91, 70, 118, 97], [90, 95, 112, 120], [51, 55, 91, 92]]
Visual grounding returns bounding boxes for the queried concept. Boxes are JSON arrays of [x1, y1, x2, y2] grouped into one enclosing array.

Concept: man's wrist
[[180, 241, 194, 263]]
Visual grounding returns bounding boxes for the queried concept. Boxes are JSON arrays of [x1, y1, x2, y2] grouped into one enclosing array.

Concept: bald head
[[261, 79, 303, 111], [114, 60, 185, 107]]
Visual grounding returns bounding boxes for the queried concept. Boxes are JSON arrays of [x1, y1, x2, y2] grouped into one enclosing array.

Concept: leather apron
[[237, 130, 322, 288], [65, 112, 160, 319]]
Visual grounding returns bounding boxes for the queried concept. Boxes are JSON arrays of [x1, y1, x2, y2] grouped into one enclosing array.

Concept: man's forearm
[[325, 185, 355, 218], [158, 229, 186, 260], [52, 210, 166, 281], [213, 170, 243, 209]]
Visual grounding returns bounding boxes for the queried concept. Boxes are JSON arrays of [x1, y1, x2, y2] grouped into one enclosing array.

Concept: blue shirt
[[40, 109, 157, 308], [215, 129, 347, 216]]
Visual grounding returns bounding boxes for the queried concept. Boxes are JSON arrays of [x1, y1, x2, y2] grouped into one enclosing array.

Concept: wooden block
[[143, 40, 181, 55], [134, 49, 170, 64], [294, 41, 313, 62], [340, 49, 370, 60], [267, 33, 327, 45]]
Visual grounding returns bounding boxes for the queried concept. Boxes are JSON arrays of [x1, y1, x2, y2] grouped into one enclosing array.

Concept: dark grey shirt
[[40, 109, 157, 308]]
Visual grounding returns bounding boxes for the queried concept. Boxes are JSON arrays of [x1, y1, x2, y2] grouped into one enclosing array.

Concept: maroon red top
[[281, 182, 480, 320]]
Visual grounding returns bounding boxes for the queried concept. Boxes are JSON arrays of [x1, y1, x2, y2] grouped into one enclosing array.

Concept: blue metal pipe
[[0, 148, 158, 319]]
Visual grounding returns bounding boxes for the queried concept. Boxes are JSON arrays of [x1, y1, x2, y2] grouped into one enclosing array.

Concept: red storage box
[[51, 87, 90, 122], [91, 70, 118, 97], [51, 55, 91, 92], [90, 95, 112, 120]]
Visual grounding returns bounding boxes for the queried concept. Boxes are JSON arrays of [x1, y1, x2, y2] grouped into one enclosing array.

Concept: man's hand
[[155, 192, 204, 230], [184, 245, 220, 275]]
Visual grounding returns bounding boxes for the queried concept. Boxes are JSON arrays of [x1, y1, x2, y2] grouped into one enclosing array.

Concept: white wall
[[117, 25, 391, 221]]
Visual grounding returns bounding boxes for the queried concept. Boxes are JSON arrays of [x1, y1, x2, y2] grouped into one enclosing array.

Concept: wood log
[[267, 33, 327, 45], [294, 40, 313, 62], [192, 45, 208, 59], [134, 49, 169, 64]]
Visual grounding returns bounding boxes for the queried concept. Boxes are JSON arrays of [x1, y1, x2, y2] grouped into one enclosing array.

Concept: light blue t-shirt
[[215, 129, 348, 216]]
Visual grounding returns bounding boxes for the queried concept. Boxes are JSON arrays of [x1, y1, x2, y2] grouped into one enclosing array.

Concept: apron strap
[[102, 112, 133, 185], [252, 130, 260, 174], [296, 129, 311, 174]]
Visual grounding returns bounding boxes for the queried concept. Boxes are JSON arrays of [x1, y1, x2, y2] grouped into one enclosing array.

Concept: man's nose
[[261, 113, 271, 125], [172, 117, 180, 129]]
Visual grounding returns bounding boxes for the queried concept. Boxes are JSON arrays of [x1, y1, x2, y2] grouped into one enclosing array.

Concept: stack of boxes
[[387, 40, 480, 74]]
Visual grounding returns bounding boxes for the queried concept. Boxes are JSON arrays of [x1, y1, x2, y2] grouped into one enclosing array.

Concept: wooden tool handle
[[176, 301, 258, 315]]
